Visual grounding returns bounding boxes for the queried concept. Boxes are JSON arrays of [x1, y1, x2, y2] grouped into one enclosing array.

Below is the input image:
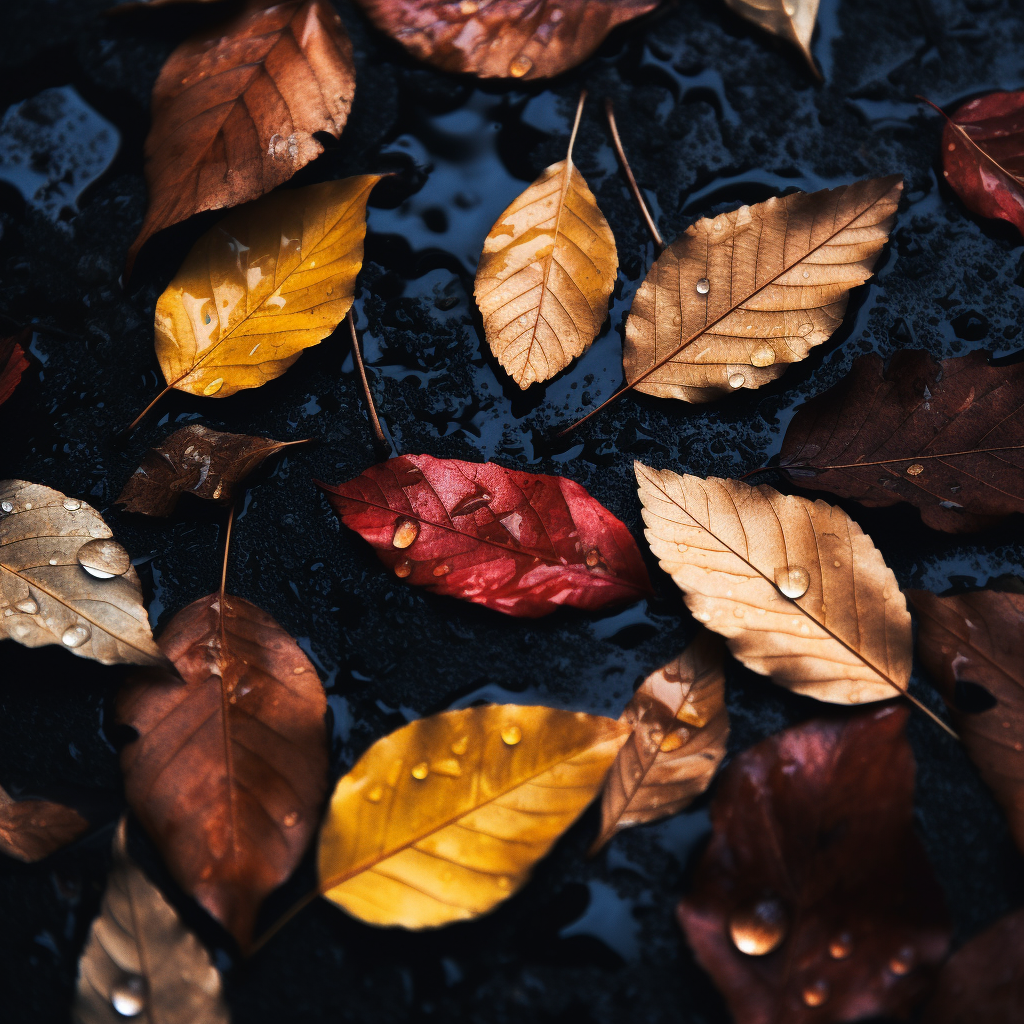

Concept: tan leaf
[[475, 94, 617, 388], [622, 177, 902, 402], [0, 481, 163, 665], [724, 0, 821, 77], [154, 175, 380, 399], [318, 705, 629, 929], [0, 784, 88, 862], [591, 629, 728, 852], [634, 463, 919, 710], [74, 820, 229, 1024]]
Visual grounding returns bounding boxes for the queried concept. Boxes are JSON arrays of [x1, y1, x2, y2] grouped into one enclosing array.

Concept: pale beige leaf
[[0, 481, 163, 665], [623, 176, 901, 402], [724, 0, 821, 75], [634, 463, 912, 705], [74, 820, 229, 1024]]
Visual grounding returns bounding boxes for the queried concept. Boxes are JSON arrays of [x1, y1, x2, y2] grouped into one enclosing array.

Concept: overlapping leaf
[[319, 454, 651, 617], [318, 704, 629, 928], [127, 0, 356, 270], [780, 349, 1024, 532], [678, 707, 950, 1024], [0, 329, 29, 408], [118, 592, 328, 948], [352, 0, 660, 79], [724, 0, 821, 78], [591, 629, 728, 852], [0, 784, 87, 863], [154, 175, 379, 399], [0, 480, 162, 665]]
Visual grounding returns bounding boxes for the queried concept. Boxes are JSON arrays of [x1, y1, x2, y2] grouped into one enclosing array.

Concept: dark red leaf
[[779, 349, 1024, 531], [0, 329, 30, 408], [677, 706, 950, 1024], [0, 785, 88, 862], [317, 454, 652, 618]]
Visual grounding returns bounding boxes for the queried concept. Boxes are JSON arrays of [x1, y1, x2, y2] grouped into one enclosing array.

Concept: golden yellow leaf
[[0, 480, 163, 666], [318, 705, 629, 928], [154, 175, 381, 399], [474, 94, 618, 388], [724, 0, 821, 77], [622, 176, 901, 402]]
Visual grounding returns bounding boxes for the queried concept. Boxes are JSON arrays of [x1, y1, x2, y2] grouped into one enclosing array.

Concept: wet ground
[[1, 0, 1023, 1020]]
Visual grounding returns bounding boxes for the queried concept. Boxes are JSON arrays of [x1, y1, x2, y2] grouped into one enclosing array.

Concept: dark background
[[1, 0, 1023, 1020]]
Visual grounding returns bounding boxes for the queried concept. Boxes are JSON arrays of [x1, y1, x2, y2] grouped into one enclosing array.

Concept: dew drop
[[496, 875, 512, 890], [949, 484, 961, 493], [802, 979, 829, 1007], [509, 54, 533, 77], [62, 498, 82, 512], [728, 372, 746, 389], [451, 735, 469, 756], [459, 0, 478, 12], [202, 377, 224, 396], [62, 624, 92, 648], [948, 142, 956, 151], [501, 724, 522, 746], [48, 558, 58, 566], [451, 491, 492, 516], [828, 932, 852, 959], [365, 784, 384, 803], [0, 501, 12, 513], [775, 565, 810, 599], [392, 519, 419, 548], [728, 897, 787, 956], [433, 758, 463, 777], [77, 538, 132, 578], [802, 269, 810, 279], [833, 560, 841, 568], [659, 731, 684, 752], [411, 762, 429, 780], [888, 946, 914, 975], [750, 343, 775, 367], [906, 463, 925, 476], [433, 563, 451, 577], [14, 597, 38, 615], [394, 558, 413, 578], [585, 548, 602, 568], [696, 277, 711, 295], [283, 811, 299, 827], [111, 975, 146, 1017]]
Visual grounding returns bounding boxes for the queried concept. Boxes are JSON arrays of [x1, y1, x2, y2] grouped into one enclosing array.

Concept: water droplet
[[948, 142, 956, 151], [451, 491, 492, 516], [906, 463, 925, 476], [775, 565, 810, 599], [433, 563, 451, 577], [62, 498, 82, 512], [283, 811, 299, 827], [202, 377, 224, 396], [802, 979, 829, 1007], [695, 277, 711, 295], [0, 501, 12, 514], [802, 269, 810, 279], [949, 484, 961, 493], [750, 343, 775, 367], [394, 558, 413, 578], [77, 538, 132, 579], [728, 897, 787, 956], [62, 623, 91, 648], [14, 597, 38, 615], [659, 731, 685, 752], [496, 875, 512, 890], [48, 558, 58, 566], [111, 975, 146, 1017], [833, 560, 841, 568], [509, 54, 533, 77], [433, 758, 462, 777], [392, 519, 419, 548], [451, 736, 469, 755], [411, 762, 429, 780], [728, 373, 745, 388], [734, 606, 745, 617], [828, 932, 852, 959], [585, 548, 602, 568], [501, 724, 522, 746], [888, 946, 914, 975], [365, 784, 384, 803], [459, 0, 479, 12]]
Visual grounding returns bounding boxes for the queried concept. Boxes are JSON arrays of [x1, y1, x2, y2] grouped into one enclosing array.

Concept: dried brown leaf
[[0, 784, 87, 862], [724, 0, 821, 78]]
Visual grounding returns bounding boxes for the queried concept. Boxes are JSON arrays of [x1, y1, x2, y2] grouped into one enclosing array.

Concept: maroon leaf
[[0, 329, 30, 408], [677, 706, 950, 1024], [0, 785, 88, 862], [317, 454, 652, 618], [779, 349, 1024, 532]]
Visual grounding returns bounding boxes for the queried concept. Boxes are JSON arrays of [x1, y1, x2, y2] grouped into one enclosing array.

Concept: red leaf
[[940, 90, 1024, 239], [0, 329, 30, 408], [677, 706, 950, 1024], [317, 454, 652, 617]]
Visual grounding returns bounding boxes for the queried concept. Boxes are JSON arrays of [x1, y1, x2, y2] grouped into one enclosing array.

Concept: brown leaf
[[352, 0, 660, 80], [780, 349, 1024, 532], [908, 588, 1024, 852], [0, 328, 30, 408], [117, 424, 305, 516], [677, 706, 951, 1024], [922, 906, 1024, 1024], [74, 820, 229, 1024], [591, 629, 728, 852], [127, 0, 356, 271], [0, 784, 87, 862], [723, 0, 821, 78], [622, 177, 901, 403], [118, 592, 328, 948]]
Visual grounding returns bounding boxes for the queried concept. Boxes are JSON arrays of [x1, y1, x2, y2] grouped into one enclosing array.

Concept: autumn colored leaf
[[779, 349, 1024, 532], [677, 706, 951, 1024], [318, 704, 629, 928], [352, 0, 660, 80], [74, 820, 229, 1024], [117, 424, 306, 516], [118, 591, 328, 948], [0, 329, 30, 408], [591, 629, 728, 853], [922, 906, 1024, 1024], [153, 175, 379, 399], [475, 92, 617, 388], [126, 0, 356, 271], [317, 454, 652, 618], [724, 0, 821, 78], [908, 588, 1024, 852], [0, 784, 87, 863], [936, 90, 1024, 240], [0, 480, 163, 665]]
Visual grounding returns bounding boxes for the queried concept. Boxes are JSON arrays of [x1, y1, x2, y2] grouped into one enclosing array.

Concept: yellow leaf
[[724, 0, 821, 77], [623, 176, 901, 402], [154, 175, 381, 398], [318, 705, 629, 928], [475, 94, 618, 388]]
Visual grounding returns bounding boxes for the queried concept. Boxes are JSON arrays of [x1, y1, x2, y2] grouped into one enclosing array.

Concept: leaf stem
[[605, 98, 664, 254], [248, 888, 319, 956], [125, 384, 173, 434], [348, 311, 387, 446], [567, 88, 587, 164], [220, 505, 234, 607]]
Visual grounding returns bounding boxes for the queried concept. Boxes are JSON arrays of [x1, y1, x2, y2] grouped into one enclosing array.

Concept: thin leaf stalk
[[605, 98, 664, 254], [347, 311, 387, 445]]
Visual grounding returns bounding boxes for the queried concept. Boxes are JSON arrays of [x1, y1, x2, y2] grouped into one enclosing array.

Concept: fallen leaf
[[475, 92, 618, 389], [908, 588, 1024, 852], [317, 454, 652, 618], [0, 480, 163, 665], [724, 0, 821, 78], [922, 906, 1024, 1024], [352, 0, 660, 79], [154, 175, 380, 399], [318, 704, 629, 928], [779, 349, 1024, 532], [591, 629, 728, 852], [74, 819, 229, 1024], [622, 177, 901, 403], [118, 424, 305, 516], [634, 464, 918, 708], [938, 90, 1024, 240], [678, 706, 951, 1024], [118, 591, 328, 948], [127, 0, 356, 271], [0, 784, 88, 862], [0, 329, 30, 408]]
